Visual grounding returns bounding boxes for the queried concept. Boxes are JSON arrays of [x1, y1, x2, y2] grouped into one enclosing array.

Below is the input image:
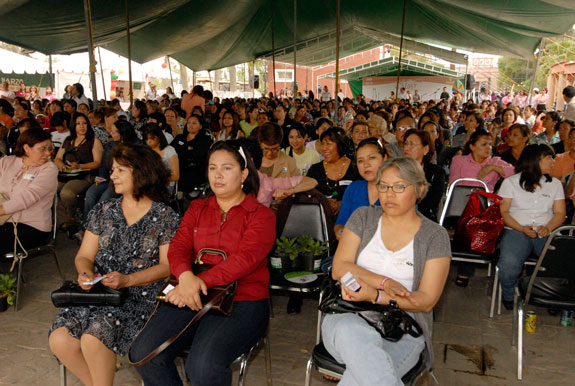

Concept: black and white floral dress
[[50, 198, 180, 355]]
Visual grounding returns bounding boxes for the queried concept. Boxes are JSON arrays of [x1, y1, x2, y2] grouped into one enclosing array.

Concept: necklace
[[324, 157, 348, 190]]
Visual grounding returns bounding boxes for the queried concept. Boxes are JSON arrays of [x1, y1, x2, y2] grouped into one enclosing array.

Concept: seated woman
[[76, 120, 140, 243], [282, 125, 321, 176], [497, 144, 566, 310], [0, 128, 58, 254], [217, 111, 244, 140], [324, 157, 451, 385], [49, 144, 180, 386], [307, 127, 359, 205], [129, 99, 148, 137], [143, 123, 180, 193], [403, 129, 447, 222], [497, 123, 530, 166], [551, 127, 575, 181], [452, 111, 484, 148], [258, 122, 300, 178], [449, 129, 514, 192], [129, 140, 276, 386], [171, 114, 214, 193], [54, 112, 103, 227], [334, 138, 389, 240]]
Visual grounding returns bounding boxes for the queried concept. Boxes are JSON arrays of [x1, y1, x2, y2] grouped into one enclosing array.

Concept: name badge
[[178, 141, 184, 145], [338, 180, 352, 186], [23, 173, 35, 181]]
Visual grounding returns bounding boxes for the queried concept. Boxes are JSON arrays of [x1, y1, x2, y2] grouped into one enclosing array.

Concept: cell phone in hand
[[342, 272, 361, 292]]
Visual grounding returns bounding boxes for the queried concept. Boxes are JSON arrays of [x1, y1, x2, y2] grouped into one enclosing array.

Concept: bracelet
[[380, 277, 390, 290]]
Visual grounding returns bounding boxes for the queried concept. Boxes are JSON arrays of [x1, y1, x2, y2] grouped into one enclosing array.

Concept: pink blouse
[[257, 171, 303, 207], [0, 156, 58, 231], [449, 153, 514, 192]]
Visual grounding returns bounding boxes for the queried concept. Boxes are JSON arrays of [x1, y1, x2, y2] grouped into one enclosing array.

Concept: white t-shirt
[[306, 140, 325, 160], [356, 219, 415, 291], [51, 131, 70, 149], [283, 146, 321, 176], [497, 173, 564, 228], [321, 91, 331, 102]]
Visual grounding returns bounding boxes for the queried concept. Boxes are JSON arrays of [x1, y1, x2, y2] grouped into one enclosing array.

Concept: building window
[[275, 69, 294, 82]]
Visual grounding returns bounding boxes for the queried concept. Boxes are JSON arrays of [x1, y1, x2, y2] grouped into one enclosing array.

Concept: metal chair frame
[[438, 178, 495, 273], [512, 225, 575, 380], [3, 194, 65, 311]]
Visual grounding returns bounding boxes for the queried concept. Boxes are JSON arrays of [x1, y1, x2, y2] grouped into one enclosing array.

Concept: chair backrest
[[525, 226, 575, 304], [438, 178, 489, 230], [275, 190, 335, 250], [281, 203, 328, 242]]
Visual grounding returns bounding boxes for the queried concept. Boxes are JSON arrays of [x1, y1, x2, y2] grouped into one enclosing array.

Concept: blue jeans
[[497, 228, 548, 301], [322, 313, 425, 386], [129, 300, 269, 386], [82, 182, 115, 230]]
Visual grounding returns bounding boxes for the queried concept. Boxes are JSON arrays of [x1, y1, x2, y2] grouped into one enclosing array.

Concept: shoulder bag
[[51, 281, 127, 307], [130, 248, 237, 366], [319, 279, 423, 342]]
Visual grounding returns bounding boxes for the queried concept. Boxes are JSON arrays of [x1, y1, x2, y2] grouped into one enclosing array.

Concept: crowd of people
[[1, 80, 575, 385]]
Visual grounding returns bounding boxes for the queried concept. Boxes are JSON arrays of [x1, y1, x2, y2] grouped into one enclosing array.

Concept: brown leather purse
[[129, 248, 237, 366]]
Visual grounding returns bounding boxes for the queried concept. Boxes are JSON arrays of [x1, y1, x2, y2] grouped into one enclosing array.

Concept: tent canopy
[[1, 0, 574, 71]]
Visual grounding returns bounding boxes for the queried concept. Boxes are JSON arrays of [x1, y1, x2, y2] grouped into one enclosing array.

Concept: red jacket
[[168, 194, 276, 301]]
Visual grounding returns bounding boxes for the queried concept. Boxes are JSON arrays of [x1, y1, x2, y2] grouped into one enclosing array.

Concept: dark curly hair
[[108, 143, 171, 203]]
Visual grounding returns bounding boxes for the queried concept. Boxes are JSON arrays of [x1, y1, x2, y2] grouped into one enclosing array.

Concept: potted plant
[[0, 274, 17, 312], [272, 236, 301, 274], [300, 238, 329, 272]]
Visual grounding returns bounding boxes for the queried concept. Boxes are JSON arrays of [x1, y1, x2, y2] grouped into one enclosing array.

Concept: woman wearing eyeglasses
[[0, 128, 58, 254], [403, 129, 447, 222], [324, 157, 451, 385], [258, 122, 300, 178]]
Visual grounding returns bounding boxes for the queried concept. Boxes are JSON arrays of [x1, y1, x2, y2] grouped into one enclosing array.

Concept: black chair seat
[[450, 239, 496, 261], [311, 342, 426, 384], [519, 277, 575, 309]]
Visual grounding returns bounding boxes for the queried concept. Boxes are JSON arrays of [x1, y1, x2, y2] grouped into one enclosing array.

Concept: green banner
[[0, 72, 54, 88]]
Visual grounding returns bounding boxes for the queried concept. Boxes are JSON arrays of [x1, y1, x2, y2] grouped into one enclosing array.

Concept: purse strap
[[129, 286, 232, 367]]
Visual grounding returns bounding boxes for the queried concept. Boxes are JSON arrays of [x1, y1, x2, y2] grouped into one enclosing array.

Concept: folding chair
[[438, 178, 496, 275], [3, 194, 66, 311], [512, 225, 575, 380], [304, 280, 429, 386]]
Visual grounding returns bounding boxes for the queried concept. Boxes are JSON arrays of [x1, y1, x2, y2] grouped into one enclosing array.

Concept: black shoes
[[287, 294, 302, 314], [502, 299, 514, 310]]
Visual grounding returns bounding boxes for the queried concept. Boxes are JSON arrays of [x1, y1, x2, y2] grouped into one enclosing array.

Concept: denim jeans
[[129, 299, 269, 386], [322, 313, 425, 386], [497, 228, 548, 301]]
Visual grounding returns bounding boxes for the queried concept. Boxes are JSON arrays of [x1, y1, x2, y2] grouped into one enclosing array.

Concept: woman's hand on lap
[[521, 225, 538, 238], [341, 277, 377, 303], [77, 272, 94, 290], [536, 226, 550, 238], [166, 272, 207, 310], [383, 279, 419, 306], [101, 271, 129, 289]]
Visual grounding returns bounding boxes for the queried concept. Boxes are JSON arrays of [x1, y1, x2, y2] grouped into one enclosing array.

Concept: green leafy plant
[[0, 274, 17, 305], [308, 239, 329, 256], [274, 236, 300, 261], [296, 235, 315, 254]]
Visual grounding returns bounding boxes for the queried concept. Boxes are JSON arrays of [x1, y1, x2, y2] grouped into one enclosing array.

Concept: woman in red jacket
[[130, 140, 276, 386]]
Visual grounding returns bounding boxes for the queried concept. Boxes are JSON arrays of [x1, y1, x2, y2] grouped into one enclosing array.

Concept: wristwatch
[[389, 299, 398, 308]]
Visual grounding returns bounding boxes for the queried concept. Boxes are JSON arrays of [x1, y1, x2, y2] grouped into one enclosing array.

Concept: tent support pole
[[271, 0, 276, 97], [527, 40, 545, 106], [293, 0, 297, 97], [335, 0, 341, 110], [83, 0, 98, 101], [125, 0, 133, 105], [97, 47, 107, 100], [395, 0, 407, 100], [167, 56, 175, 92], [464, 60, 469, 100], [49, 55, 54, 88]]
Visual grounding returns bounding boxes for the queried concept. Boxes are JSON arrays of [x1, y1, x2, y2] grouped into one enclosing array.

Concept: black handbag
[[319, 279, 423, 342], [51, 281, 127, 307]]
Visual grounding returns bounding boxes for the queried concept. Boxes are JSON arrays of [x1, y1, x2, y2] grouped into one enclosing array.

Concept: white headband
[[238, 146, 247, 165]]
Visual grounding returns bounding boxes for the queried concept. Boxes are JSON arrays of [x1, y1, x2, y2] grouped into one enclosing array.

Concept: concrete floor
[[1, 234, 574, 386]]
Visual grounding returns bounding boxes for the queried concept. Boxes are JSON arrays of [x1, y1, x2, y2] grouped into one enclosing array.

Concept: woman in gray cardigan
[[323, 157, 451, 386]]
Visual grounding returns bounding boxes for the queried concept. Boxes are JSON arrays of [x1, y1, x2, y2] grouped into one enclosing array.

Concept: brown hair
[[14, 127, 52, 157], [258, 122, 283, 145], [403, 129, 435, 164], [108, 143, 171, 203]]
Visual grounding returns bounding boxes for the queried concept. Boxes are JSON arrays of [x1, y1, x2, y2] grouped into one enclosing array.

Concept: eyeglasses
[[376, 183, 411, 193], [36, 145, 55, 153], [403, 141, 421, 149], [261, 146, 281, 153], [397, 125, 415, 131]]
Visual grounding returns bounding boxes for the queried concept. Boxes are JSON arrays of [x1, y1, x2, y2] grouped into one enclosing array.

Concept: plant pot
[[0, 296, 8, 312], [278, 254, 301, 274], [300, 252, 321, 272]]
